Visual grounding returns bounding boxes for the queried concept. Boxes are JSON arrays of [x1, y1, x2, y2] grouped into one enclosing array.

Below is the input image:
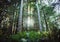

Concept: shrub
[[10, 31, 49, 41]]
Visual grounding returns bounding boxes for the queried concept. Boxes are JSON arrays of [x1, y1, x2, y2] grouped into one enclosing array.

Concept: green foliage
[[41, 6, 55, 16], [18, 31, 27, 39], [10, 34, 20, 40], [10, 31, 49, 41], [28, 31, 39, 40], [42, 31, 49, 38]]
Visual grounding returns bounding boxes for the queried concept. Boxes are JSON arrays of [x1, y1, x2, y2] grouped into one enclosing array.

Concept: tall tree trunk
[[44, 13, 48, 31], [36, 0, 42, 31], [18, 0, 23, 32]]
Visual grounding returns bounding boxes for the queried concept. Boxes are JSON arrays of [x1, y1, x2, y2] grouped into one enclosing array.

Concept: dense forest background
[[0, 0, 60, 42]]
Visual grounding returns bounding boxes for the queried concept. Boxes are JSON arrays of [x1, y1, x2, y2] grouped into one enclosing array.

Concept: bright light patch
[[27, 17, 34, 27]]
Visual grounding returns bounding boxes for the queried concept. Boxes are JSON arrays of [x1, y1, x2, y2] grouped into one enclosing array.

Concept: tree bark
[[44, 12, 48, 31], [18, 0, 23, 32], [36, 0, 42, 31]]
